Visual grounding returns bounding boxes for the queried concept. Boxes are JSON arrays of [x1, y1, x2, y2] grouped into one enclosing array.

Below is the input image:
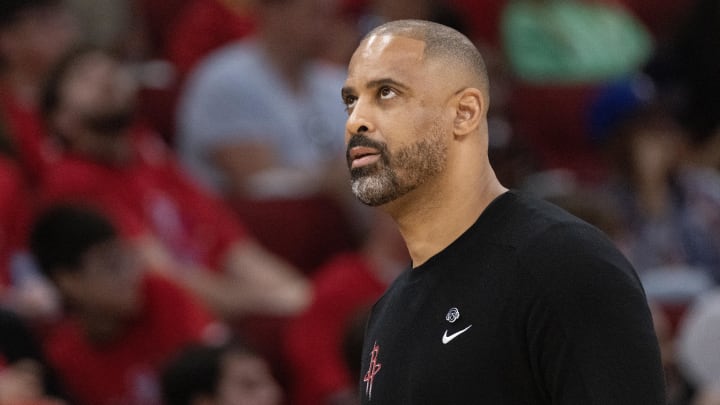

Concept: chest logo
[[363, 341, 382, 400], [442, 324, 472, 344], [446, 307, 460, 323]]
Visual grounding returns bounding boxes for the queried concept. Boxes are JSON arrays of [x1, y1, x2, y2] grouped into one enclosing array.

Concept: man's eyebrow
[[341, 78, 409, 98], [365, 78, 409, 91], [341, 85, 355, 99]]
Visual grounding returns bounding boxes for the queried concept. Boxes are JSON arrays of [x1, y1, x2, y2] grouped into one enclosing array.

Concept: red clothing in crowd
[[137, 0, 256, 142], [45, 273, 219, 405], [284, 253, 387, 405], [0, 157, 32, 286], [40, 127, 247, 271], [0, 87, 57, 185], [165, 0, 256, 78]]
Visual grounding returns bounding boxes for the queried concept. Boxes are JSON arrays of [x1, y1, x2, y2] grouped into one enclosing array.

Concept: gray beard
[[350, 128, 447, 207]]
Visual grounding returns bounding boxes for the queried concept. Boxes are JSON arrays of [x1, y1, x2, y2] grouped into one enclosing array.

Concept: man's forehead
[[348, 34, 426, 77], [361, 33, 425, 58]]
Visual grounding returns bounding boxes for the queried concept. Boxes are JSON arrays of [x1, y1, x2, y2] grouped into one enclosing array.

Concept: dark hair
[[29, 204, 117, 278], [161, 341, 257, 405], [0, 0, 62, 28]]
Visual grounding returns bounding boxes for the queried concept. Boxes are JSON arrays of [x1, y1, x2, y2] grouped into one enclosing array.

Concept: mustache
[[346, 135, 387, 161]]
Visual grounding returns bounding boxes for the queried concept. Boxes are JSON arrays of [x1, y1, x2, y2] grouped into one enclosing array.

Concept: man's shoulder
[[489, 192, 638, 285], [478, 191, 597, 248]]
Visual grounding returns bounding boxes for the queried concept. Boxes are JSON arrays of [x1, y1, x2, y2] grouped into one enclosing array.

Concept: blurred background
[[1, 0, 719, 404]]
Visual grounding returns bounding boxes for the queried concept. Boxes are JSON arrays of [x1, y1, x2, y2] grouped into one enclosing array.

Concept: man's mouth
[[348, 146, 381, 169]]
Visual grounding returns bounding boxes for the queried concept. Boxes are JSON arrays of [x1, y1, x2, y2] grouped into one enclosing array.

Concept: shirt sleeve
[[520, 222, 666, 405]]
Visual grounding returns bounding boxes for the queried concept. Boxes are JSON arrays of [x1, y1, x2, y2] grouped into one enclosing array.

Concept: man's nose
[[345, 99, 374, 136]]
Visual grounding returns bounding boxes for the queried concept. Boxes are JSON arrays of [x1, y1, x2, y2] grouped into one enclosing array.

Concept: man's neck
[[387, 162, 506, 268]]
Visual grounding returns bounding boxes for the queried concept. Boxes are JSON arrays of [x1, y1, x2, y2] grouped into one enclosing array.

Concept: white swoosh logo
[[442, 325, 472, 344]]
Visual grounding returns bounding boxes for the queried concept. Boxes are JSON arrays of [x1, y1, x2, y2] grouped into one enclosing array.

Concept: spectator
[[589, 76, 720, 282], [177, 0, 348, 198], [177, 0, 360, 272], [284, 211, 406, 405], [0, 308, 67, 404], [38, 46, 310, 320], [161, 341, 283, 405], [29, 204, 226, 405], [0, 0, 80, 184]]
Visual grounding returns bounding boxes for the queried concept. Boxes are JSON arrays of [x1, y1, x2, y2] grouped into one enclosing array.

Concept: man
[[177, 0, 346, 198], [38, 46, 310, 319], [176, 0, 360, 273], [341, 20, 665, 404], [30, 204, 226, 405]]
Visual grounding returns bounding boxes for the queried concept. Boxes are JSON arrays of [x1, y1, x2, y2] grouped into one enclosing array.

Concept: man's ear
[[453, 88, 484, 137]]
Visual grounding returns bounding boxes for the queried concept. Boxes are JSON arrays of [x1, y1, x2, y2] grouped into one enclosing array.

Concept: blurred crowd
[[0, 0, 719, 404]]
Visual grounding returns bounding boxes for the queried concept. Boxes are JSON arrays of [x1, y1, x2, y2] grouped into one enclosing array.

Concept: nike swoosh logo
[[442, 325, 472, 344]]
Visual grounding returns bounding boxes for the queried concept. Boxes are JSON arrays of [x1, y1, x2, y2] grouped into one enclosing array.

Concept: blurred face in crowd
[[259, 0, 340, 59], [211, 352, 282, 405], [0, 3, 80, 77], [53, 50, 138, 145], [342, 33, 453, 207], [56, 239, 142, 320]]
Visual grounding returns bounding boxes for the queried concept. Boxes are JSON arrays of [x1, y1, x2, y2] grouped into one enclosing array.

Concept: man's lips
[[348, 146, 381, 169]]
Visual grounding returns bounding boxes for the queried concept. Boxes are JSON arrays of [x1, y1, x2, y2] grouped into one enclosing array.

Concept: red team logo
[[363, 341, 382, 400]]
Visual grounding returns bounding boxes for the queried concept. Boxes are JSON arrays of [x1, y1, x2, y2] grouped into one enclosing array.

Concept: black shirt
[[359, 191, 665, 404]]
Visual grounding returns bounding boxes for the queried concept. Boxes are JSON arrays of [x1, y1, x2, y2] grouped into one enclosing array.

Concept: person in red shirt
[[284, 211, 407, 405], [37, 46, 310, 321], [0, 0, 80, 184], [29, 203, 226, 405]]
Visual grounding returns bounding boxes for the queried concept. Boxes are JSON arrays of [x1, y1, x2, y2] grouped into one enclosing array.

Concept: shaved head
[[362, 19, 489, 99]]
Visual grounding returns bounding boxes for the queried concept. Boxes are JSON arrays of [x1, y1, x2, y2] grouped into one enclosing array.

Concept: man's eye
[[379, 87, 396, 100], [343, 96, 357, 111]]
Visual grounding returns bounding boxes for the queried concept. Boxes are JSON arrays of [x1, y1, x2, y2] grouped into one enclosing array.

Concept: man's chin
[[351, 179, 396, 207]]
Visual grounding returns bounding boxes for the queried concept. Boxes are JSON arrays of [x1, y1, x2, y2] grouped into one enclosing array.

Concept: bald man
[[341, 20, 665, 404]]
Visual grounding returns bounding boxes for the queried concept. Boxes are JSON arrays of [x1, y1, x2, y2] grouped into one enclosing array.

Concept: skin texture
[[342, 23, 507, 267]]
